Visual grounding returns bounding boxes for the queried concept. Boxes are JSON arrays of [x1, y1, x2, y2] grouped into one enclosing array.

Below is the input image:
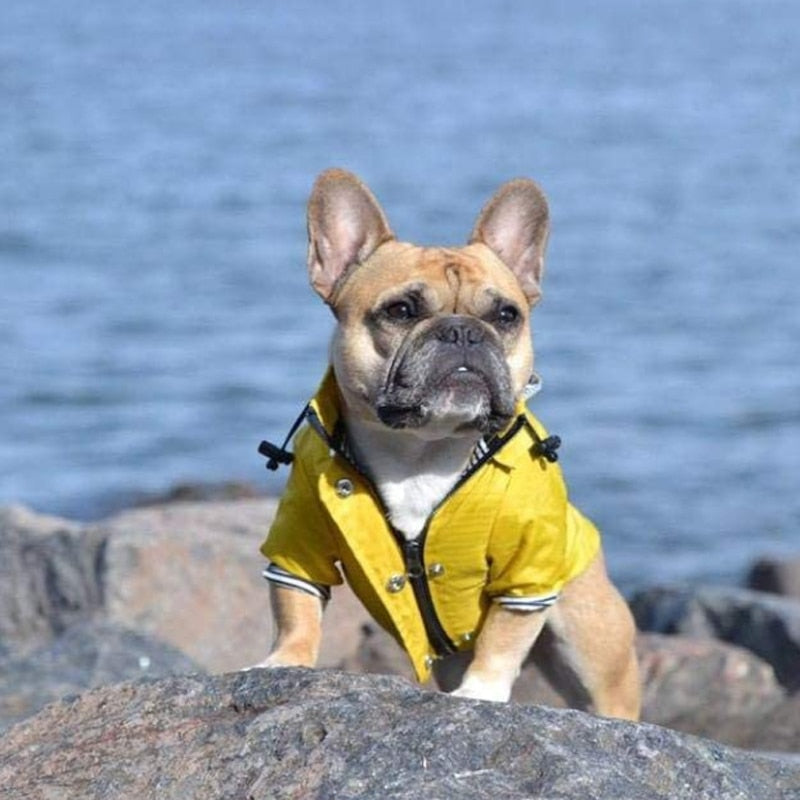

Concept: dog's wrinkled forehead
[[333, 241, 529, 320]]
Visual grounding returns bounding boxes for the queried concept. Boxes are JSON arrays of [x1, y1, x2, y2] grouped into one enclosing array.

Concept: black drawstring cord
[[259, 404, 561, 469], [258, 404, 310, 471]]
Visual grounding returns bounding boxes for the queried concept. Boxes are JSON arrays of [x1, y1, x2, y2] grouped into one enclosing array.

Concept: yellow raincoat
[[260, 370, 600, 682]]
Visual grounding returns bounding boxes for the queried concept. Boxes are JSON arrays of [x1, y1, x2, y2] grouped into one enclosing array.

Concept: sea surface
[[2, 0, 799, 591]]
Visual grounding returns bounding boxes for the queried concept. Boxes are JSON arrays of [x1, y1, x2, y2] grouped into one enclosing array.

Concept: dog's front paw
[[239, 657, 281, 672], [450, 678, 511, 703], [241, 644, 317, 671]]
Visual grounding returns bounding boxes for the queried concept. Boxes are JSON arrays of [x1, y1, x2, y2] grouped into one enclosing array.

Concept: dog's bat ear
[[469, 179, 550, 305], [306, 169, 395, 304]]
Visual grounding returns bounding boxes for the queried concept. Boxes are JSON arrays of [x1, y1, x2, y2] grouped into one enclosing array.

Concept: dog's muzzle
[[376, 316, 515, 433]]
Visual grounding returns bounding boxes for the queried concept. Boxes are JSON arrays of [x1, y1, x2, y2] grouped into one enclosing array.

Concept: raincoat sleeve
[[484, 464, 600, 611], [260, 453, 343, 589]]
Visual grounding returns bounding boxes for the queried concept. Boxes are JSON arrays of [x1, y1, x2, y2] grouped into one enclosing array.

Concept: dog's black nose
[[435, 316, 486, 347]]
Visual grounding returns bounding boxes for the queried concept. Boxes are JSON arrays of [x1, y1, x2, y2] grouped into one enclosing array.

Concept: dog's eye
[[384, 301, 416, 321], [497, 305, 520, 325]]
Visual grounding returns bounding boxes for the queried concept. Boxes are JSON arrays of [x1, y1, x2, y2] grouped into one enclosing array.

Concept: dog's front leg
[[254, 584, 324, 668], [450, 605, 549, 702]]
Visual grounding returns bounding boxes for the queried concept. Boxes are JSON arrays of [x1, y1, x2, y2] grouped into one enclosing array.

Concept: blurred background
[[1, 1, 798, 591]]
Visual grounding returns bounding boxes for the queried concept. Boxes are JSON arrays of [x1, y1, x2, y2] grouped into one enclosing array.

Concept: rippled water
[[2, 0, 799, 590]]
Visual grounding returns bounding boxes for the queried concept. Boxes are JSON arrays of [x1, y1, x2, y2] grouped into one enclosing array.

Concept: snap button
[[459, 632, 474, 645], [428, 562, 445, 578], [335, 478, 354, 498], [424, 655, 436, 669], [386, 574, 407, 593]]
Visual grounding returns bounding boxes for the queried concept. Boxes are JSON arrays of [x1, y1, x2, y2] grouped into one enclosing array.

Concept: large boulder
[[629, 585, 800, 691], [0, 506, 104, 655], [0, 501, 372, 677], [634, 633, 798, 752], [96, 499, 371, 673], [0, 669, 796, 800], [2, 500, 798, 760], [0, 620, 201, 733], [96, 499, 278, 673]]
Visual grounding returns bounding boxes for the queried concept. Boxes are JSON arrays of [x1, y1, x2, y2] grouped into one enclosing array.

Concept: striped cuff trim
[[493, 593, 559, 611], [262, 563, 331, 602]]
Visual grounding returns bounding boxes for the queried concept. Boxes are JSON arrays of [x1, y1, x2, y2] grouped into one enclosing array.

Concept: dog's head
[[306, 169, 549, 440]]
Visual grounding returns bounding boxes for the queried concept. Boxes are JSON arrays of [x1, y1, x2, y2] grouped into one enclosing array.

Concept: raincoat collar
[[305, 367, 531, 472]]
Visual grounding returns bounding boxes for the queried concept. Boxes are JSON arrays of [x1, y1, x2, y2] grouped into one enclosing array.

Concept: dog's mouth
[[435, 364, 493, 397], [376, 362, 514, 435], [451, 365, 482, 378]]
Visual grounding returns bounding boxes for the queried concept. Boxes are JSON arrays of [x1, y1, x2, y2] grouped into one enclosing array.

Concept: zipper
[[310, 401, 458, 656], [401, 538, 456, 657], [395, 414, 530, 658], [305, 405, 531, 659]]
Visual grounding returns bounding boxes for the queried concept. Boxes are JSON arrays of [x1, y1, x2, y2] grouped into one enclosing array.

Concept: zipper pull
[[403, 540, 425, 578]]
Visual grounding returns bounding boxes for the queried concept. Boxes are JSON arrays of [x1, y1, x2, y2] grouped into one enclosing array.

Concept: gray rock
[[0, 505, 105, 655], [635, 633, 799, 752], [630, 585, 800, 691], [96, 499, 372, 673], [96, 499, 279, 673], [0, 620, 201, 732], [0, 669, 797, 800], [3, 499, 798, 772], [0, 501, 372, 676], [748, 556, 800, 599]]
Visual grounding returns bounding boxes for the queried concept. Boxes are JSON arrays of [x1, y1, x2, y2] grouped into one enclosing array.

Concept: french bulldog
[[257, 168, 640, 719]]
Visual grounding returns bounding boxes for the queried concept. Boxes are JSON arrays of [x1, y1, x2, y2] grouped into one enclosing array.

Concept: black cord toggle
[[519, 415, 563, 464], [535, 434, 562, 463], [257, 403, 310, 471], [258, 440, 294, 471]]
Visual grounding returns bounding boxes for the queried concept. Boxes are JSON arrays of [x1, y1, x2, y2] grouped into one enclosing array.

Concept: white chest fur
[[345, 418, 476, 540], [372, 470, 463, 540]]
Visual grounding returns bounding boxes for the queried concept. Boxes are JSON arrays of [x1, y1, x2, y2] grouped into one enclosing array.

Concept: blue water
[[2, 1, 799, 590]]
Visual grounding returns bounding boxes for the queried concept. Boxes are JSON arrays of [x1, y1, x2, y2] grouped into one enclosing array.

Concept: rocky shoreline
[[2, 668, 797, 800], [1, 497, 799, 797]]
